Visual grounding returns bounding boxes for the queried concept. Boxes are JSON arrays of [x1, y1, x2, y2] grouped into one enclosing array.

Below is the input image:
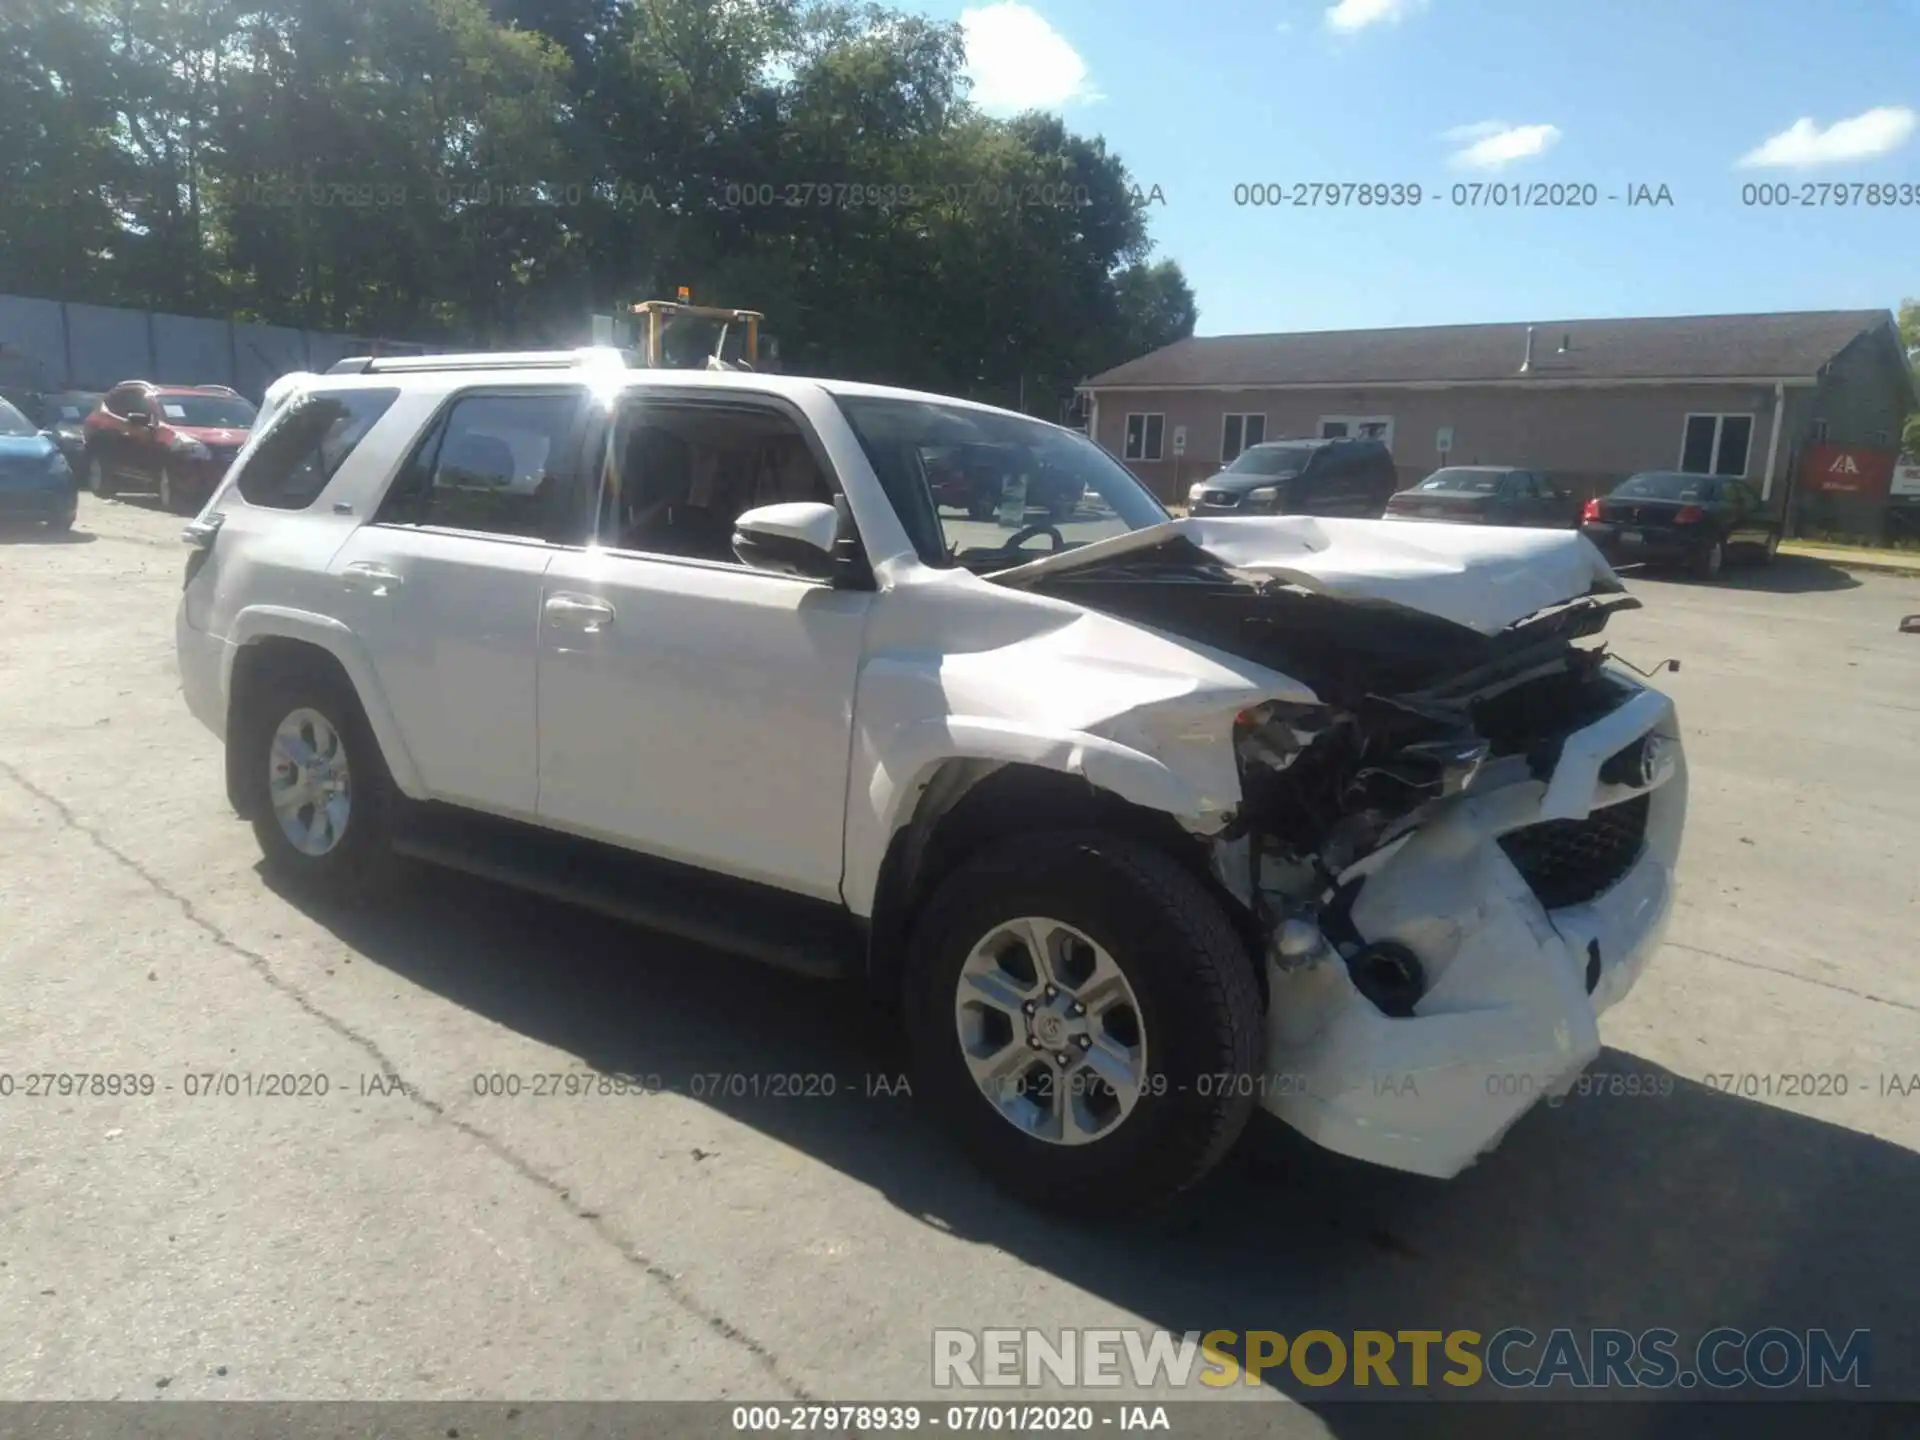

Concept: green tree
[[0, 0, 1193, 400]]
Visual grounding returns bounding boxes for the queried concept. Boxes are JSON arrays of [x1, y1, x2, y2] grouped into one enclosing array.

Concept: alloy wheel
[[953, 916, 1148, 1146], [268, 707, 353, 857]]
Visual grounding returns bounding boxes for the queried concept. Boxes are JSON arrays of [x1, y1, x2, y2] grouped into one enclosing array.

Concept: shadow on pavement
[[279, 864, 1918, 1417], [1621, 556, 1861, 595], [0, 523, 94, 544]]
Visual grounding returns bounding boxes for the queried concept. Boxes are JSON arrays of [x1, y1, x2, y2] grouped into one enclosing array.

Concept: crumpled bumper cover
[[1259, 677, 1686, 1178]]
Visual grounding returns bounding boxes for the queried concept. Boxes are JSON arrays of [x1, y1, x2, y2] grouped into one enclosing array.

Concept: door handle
[[342, 562, 404, 596], [544, 592, 615, 630]]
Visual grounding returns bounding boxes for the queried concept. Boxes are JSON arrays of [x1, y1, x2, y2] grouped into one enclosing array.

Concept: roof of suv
[[303, 355, 1074, 429]]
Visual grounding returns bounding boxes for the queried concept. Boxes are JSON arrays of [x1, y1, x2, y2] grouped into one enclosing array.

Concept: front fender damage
[[1017, 537, 1686, 1179]]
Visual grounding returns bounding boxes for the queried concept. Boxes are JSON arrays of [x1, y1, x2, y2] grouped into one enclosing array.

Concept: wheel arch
[[863, 759, 1261, 1009], [222, 611, 424, 816]]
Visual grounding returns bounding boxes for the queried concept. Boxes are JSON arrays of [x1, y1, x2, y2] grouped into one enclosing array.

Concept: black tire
[[159, 464, 190, 515], [903, 831, 1263, 1216], [1690, 537, 1725, 581], [237, 665, 399, 902], [1757, 530, 1779, 566], [967, 494, 996, 522], [87, 455, 115, 498], [47, 510, 74, 533]]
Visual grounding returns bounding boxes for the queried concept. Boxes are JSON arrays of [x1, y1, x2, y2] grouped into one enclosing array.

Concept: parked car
[[32, 390, 106, 464], [1579, 471, 1780, 580], [927, 441, 1086, 521], [1187, 437, 1399, 518], [176, 351, 1687, 1214], [83, 381, 257, 514], [1384, 466, 1579, 528], [0, 394, 78, 531]]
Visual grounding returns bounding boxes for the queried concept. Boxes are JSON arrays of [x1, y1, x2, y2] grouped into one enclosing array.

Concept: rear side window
[[380, 390, 588, 540], [234, 389, 400, 510]]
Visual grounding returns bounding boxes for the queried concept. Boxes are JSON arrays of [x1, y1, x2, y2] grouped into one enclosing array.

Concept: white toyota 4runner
[[176, 350, 1687, 1213]]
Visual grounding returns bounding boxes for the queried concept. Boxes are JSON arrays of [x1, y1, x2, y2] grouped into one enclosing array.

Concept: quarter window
[[1123, 413, 1165, 462], [234, 389, 400, 510], [1220, 413, 1265, 463], [1679, 413, 1753, 477]]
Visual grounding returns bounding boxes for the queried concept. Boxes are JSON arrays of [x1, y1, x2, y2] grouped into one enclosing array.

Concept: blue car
[[0, 395, 78, 531]]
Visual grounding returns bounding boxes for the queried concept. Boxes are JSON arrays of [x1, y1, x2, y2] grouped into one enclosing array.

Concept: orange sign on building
[[1801, 445, 1896, 496]]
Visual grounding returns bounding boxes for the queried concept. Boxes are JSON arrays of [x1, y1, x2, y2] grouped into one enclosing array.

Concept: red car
[[83, 381, 257, 514]]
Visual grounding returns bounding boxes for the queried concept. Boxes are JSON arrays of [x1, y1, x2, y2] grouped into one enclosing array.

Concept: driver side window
[[597, 398, 837, 565]]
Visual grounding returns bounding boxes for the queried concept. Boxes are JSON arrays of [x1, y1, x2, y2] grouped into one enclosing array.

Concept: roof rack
[[325, 347, 636, 376], [194, 384, 241, 397]]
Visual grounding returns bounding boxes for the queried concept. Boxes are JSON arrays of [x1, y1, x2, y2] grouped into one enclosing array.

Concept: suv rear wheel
[[903, 831, 1262, 1215], [88, 455, 114, 498], [237, 666, 398, 900]]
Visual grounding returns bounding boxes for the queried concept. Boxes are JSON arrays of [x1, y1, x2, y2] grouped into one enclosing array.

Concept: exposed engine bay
[[1020, 534, 1647, 914]]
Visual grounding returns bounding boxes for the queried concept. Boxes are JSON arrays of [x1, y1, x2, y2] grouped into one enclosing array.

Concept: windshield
[[1417, 469, 1507, 494], [155, 394, 257, 428], [835, 394, 1169, 569], [0, 399, 38, 437], [1614, 472, 1710, 502], [1224, 444, 1315, 477]]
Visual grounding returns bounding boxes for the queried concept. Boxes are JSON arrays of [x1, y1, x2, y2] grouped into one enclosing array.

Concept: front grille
[[1201, 490, 1238, 508], [1498, 793, 1650, 910]]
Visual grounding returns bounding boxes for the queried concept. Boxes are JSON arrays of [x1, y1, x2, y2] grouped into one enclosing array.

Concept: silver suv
[[176, 349, 1688, 1213]]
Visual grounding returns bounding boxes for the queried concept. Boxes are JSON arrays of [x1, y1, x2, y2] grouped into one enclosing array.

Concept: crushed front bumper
[[1259, 675, 1685, 1178]]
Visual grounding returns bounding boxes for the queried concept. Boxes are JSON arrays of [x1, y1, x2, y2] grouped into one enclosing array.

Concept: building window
[[1124, 412, 1165, 461], [1319, 414, 1395, 447], [1679, 413, 1754, 477], [1810, 418, 1829, 443], [1220, 413, 1266, 463]]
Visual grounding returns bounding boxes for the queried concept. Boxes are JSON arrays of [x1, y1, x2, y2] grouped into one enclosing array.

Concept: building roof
[[1081, 309, 1896, 390]]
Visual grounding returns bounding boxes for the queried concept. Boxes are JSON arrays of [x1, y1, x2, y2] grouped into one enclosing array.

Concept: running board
[[390, 807, 861, 981]]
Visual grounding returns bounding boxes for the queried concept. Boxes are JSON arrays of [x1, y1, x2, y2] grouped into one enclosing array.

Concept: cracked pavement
[[0, 497, 1915, 1420]]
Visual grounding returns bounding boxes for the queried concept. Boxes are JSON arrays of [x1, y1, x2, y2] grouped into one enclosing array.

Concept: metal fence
[[0, 293, 432, 403]]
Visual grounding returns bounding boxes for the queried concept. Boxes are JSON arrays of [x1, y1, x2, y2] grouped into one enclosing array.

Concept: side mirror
[[732, 501, 841, 580]]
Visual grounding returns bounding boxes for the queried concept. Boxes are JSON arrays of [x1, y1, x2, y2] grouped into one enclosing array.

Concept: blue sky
[[921, 0, 1919, 336]]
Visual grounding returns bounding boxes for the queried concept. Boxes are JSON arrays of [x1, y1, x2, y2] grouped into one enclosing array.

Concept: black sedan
[[1383, 466, 1579, 528], [33, 390, 105, 464], [1579, 471, 1780, 580]]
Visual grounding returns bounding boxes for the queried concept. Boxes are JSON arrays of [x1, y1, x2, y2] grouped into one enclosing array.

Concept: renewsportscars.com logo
[[932, 1328, 1871, 1391]]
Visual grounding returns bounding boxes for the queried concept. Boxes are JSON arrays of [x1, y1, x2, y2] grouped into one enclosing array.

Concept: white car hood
[[989, 515, 1623, 636]]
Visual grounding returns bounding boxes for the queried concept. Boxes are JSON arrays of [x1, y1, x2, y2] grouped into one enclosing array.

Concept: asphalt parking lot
[[1, 496, 1916, 1423]]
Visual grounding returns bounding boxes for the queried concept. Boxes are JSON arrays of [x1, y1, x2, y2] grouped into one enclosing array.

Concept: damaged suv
[[176, 351, 1686, 1213]]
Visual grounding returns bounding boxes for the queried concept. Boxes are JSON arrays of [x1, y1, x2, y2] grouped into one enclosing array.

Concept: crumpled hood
[[988, 515, 1623, 636]]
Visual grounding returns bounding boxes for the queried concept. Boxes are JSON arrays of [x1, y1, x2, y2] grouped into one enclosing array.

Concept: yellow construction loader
[[630, 290, 765, 370]]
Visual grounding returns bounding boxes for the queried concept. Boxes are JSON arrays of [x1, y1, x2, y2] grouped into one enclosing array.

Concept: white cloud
[[1736, 106, 1917, 168], [1325, 0, 1427, 33], [1445, 120, 1562, 169], [960, 3, 1097, 113]]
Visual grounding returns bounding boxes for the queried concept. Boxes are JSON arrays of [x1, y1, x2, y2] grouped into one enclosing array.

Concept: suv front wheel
[[237, 666, 398, 900], [904, 831, 1263, 1215]]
